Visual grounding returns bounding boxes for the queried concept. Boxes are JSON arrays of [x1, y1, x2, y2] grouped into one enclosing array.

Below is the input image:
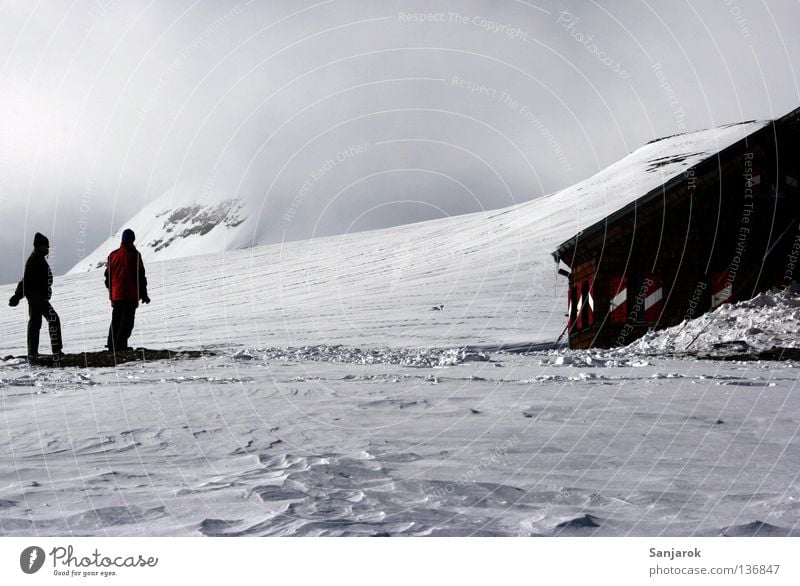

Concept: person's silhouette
[[8, 232, 63, 359], [105, 229, 150, 352]]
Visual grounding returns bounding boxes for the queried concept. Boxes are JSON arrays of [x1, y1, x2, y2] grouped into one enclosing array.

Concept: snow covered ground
[[2, 120, 798, 536], [1, 348, 798, 536]]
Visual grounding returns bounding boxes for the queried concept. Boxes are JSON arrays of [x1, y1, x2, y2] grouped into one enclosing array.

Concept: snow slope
[[2, 119, 797, 537], [51, 121, 768, 352], [69, 120, 767, 275]]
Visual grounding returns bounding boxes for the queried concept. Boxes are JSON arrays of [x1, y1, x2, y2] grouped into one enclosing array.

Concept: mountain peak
[[70, 183, 253, 273]]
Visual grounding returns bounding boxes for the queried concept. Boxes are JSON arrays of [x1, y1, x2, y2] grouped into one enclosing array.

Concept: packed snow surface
[[2, 119, 798, 536], [1, 351, 798, 536]]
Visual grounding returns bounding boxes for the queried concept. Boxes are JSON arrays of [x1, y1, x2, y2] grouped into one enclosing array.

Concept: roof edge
[[549, 110, 800, 264]]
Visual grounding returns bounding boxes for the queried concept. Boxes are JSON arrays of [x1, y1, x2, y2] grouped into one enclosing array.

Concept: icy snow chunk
[[435, 348, 490, 367], [248, 345, 489, 368], [540, 352, 648, 368]]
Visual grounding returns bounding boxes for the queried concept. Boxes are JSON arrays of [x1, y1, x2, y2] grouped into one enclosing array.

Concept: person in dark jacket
[[8, 232, 63, 359], [104, 229, 150, 352]]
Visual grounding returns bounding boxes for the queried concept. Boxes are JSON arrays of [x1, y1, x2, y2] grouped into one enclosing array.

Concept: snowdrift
[[627, 286, 800, 357]]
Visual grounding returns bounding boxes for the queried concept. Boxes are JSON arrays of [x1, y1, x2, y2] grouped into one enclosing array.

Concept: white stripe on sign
[[588, 292, 594, 312], [610, 289, 626, 310], [711, 286, 731, 308], [644, 287, 662, 311]]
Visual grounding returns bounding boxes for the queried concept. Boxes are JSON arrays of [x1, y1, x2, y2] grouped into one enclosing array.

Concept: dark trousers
[[107, 300, 137, 351], [27, 301, 62, 357]]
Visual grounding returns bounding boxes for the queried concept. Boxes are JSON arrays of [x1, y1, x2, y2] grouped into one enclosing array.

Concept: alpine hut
[[552, 106, 800, 349]]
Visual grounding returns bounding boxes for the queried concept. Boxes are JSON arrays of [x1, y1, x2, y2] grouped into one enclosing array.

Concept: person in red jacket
[[104, 229, 150, 351]]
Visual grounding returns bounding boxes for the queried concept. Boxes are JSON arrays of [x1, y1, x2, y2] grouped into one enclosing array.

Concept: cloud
[[1, 0, 798, 282]]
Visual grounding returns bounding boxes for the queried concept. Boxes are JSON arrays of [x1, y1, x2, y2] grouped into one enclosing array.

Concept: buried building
[[552, 106, 800, 349]]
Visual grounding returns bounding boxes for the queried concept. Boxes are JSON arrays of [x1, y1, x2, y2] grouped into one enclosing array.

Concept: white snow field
[[3, 120, 799, 536]]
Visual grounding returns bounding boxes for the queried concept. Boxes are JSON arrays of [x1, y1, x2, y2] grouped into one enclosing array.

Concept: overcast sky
[[1, 0, 799, 282]]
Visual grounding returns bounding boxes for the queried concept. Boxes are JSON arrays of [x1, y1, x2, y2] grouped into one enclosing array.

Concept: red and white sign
[[710, 271, 732, 308], [643, 275, 663, 322], [567, 288, 575, 332], [749, 168, 762, 196], [609, 276, 628, 324], [580, 280, 595, 330]]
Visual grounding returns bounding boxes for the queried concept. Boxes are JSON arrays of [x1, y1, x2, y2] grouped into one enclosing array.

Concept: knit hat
[[33, 232, 49, 248], [121, 228, 135, 243]]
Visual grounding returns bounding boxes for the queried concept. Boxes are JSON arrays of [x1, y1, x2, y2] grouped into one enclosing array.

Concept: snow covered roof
[[550, 118, 771, 263]]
